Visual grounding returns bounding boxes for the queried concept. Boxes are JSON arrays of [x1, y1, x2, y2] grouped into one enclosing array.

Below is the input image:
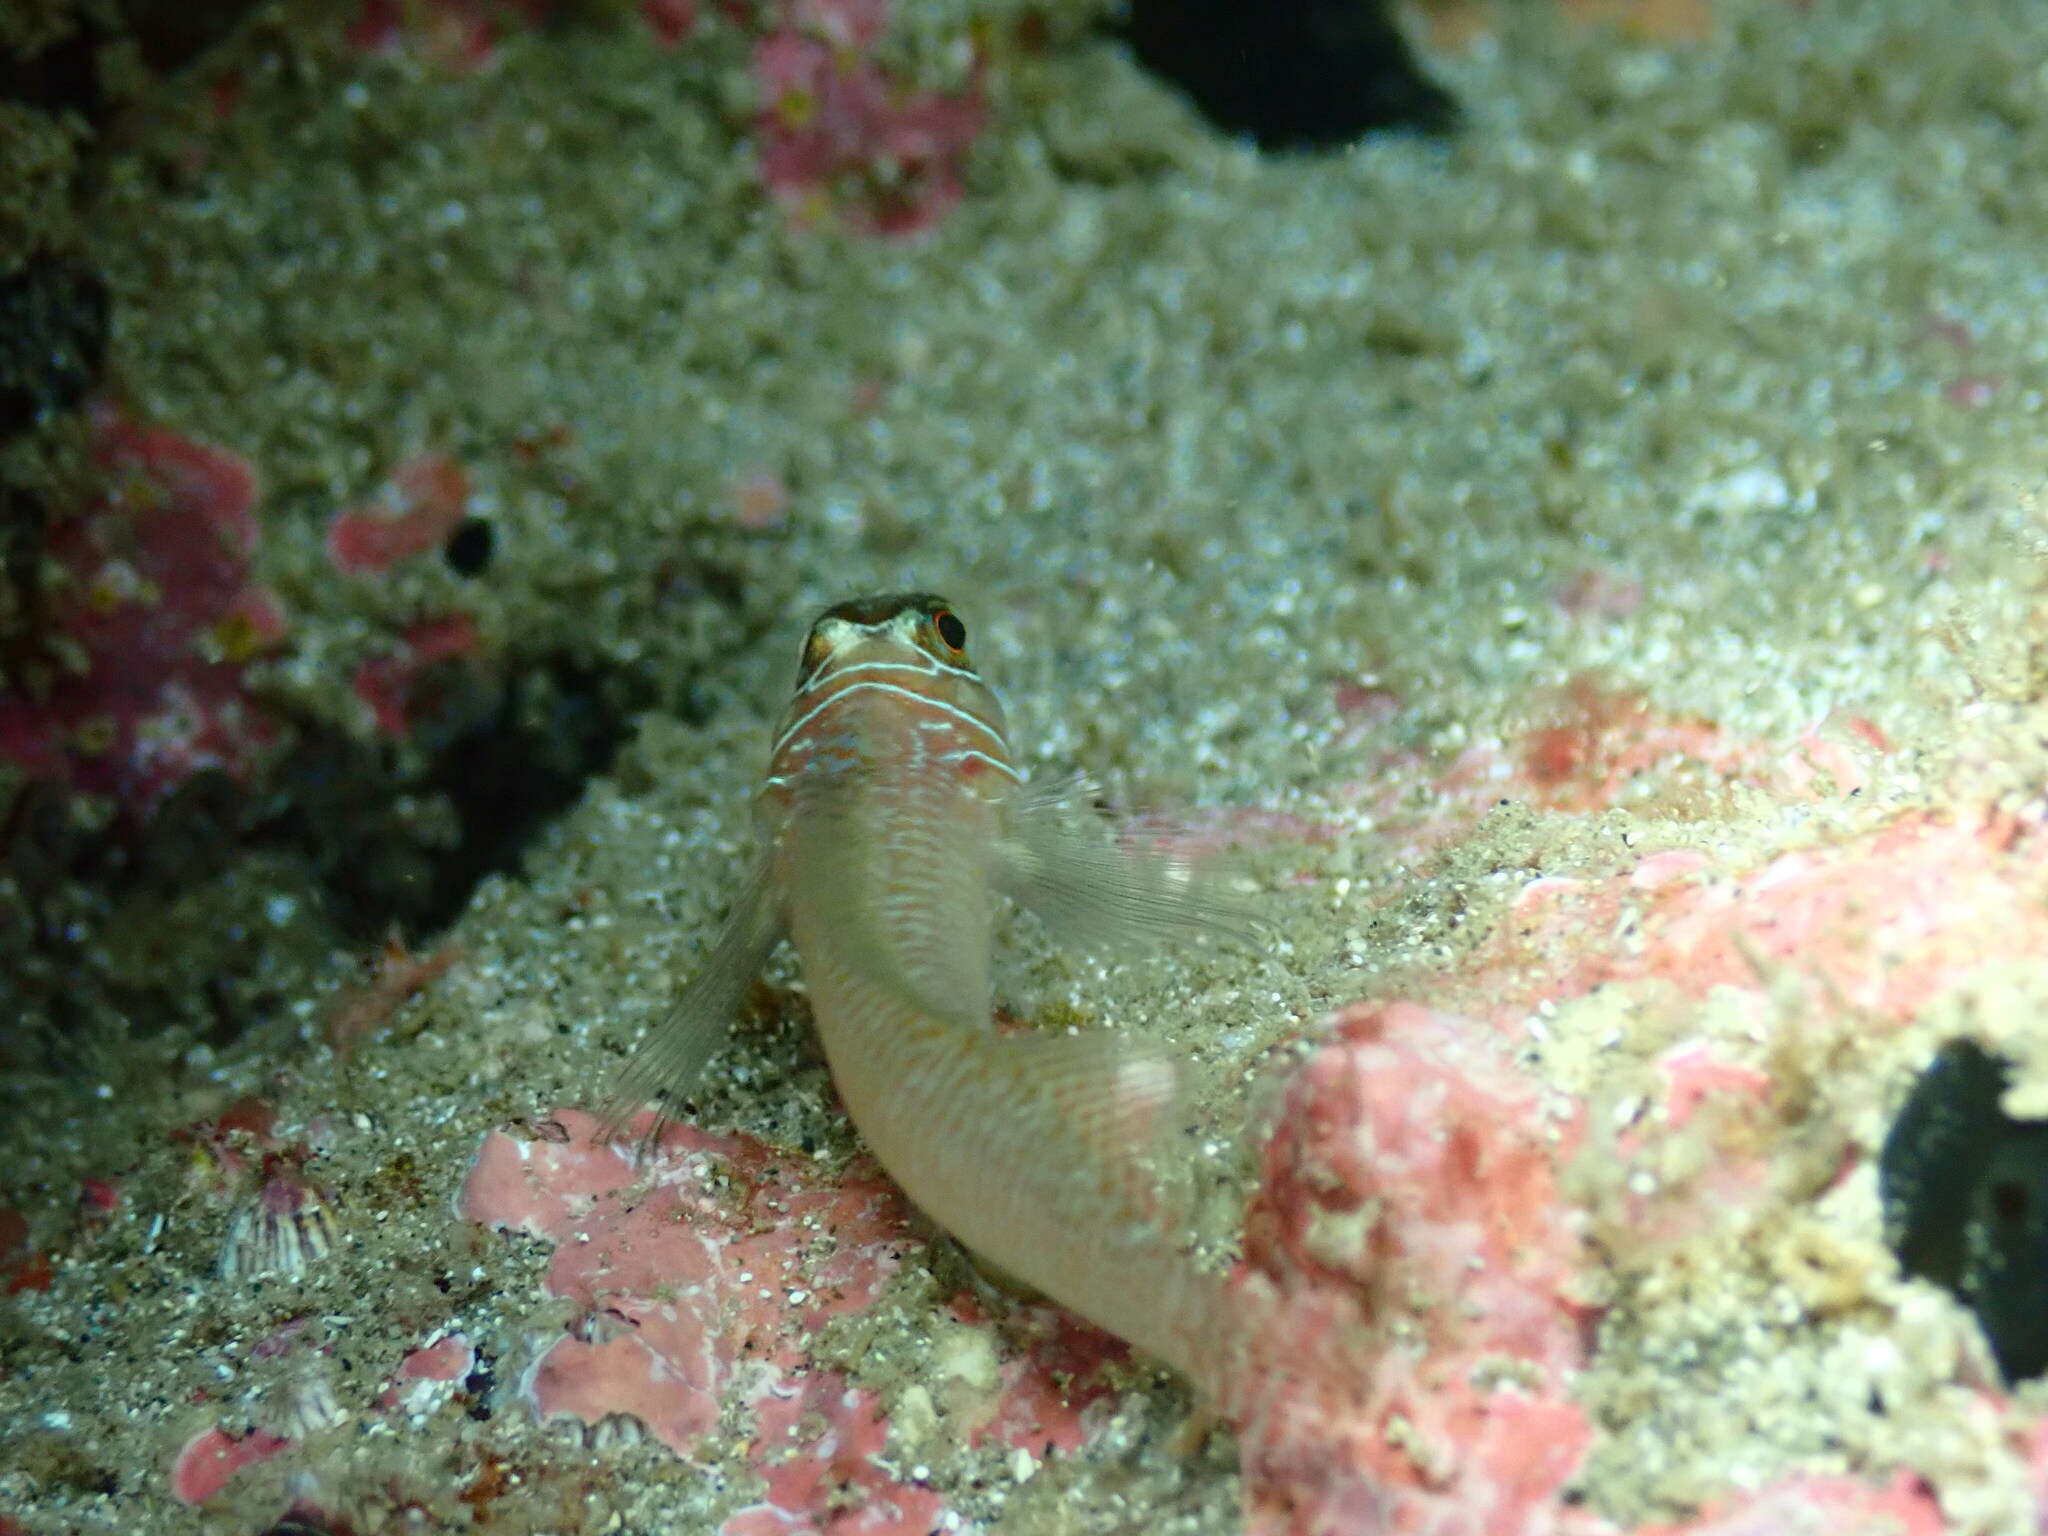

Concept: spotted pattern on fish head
[[761, 592, 1016, 820]]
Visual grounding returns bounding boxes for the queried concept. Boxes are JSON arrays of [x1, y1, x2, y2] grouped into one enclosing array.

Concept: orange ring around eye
[[932, 609, 967, 652]]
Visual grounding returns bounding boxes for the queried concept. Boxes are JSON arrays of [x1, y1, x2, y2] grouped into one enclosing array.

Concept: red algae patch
[[724, 1374, 943, 1536], [1515, 677, 1733, 812], [344, 0, 521, 71], [1221, 676, 2048, 1530], [458, 1109, 1113, 1530], [1322, 674, 1889, 867], [1324, 673, 2000, 1039], [0, 1208, 52, 1295], [1651, 1041, 1773, 1133], [323, 931, 463, 1055], [377, 1331, 477, 1421], [396, 1333, 473, 1380]]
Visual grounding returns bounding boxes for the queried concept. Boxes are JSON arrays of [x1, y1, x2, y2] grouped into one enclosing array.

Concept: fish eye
[[932, 609, 967, 652], [797, 630, 831, 682]]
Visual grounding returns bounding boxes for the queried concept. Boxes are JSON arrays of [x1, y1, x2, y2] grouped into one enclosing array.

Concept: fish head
[[793, 591, 986, 692], [762, 591, 1016, 818]]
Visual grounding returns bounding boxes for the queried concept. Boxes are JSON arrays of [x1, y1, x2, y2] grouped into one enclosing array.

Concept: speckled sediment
[[8, 0, 2048, 1531]]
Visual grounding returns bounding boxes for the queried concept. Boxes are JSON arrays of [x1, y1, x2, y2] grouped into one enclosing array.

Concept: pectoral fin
[[597, 862, 783, 1139], [996, 779, 1266, 955]]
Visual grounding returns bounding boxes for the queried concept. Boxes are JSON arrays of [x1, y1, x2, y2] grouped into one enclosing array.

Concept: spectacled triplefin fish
[[601, 591, 1262, 1393]]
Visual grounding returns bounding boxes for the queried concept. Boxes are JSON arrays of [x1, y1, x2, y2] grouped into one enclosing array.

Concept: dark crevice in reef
[[0, 258, 109, 439], [257, 656, 651, 944], [0, 0, 265, 118], [1880, 1038, 2048, 1384], [1120, 0, 1457, 152], [0, 655, 655, 1069]]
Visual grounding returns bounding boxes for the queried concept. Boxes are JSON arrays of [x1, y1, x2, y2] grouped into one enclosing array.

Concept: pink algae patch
[[1225, 986, 1942, 1533], [0, 403, 284, 816], [1655, 1041, 1772, 1132], [1507, 680, 1879, 815], [344, 0, 543, 70], [169, 1425, 291, 1506], [725, 1374, 943, 1536], [1263, 686, 2014, 1530], [641, 0, 699, 47], [350, 612, 480, 737], [1323, 675, 1889, 871], [1, 1208, 51, 1295], [961, 1300, 1122, 1455], [459, 1109, 1110, 1530], [752, 0, 986, 237], [380, 1330, 476, 1415], [397, 1333, 474, 1382], [1463, 804, 2048, 1030], [1634, 1472, 1944, 1536], [326, 452, 471, 574], [1233, 1001, 1601, 1536], [1322, 674, 2028, 1037], [1515, 677, 1734, 812]]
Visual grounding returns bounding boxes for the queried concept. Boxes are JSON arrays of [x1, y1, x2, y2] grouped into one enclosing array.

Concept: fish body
[[606, 592, 1253, 1391], [758, 593, 1015, 1036]]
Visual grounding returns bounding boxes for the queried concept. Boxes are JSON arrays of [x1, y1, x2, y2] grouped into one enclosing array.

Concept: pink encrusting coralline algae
[[350, 613, 482, 738], [751, 0, 986, 236], [1633, 1473, 1944, 1536], [170, 1426, 292, 1507], [325, 452, 472, 575], [1111, 679, 1999, 1534], [458, 1108, 1115, 1533], [1226, 1001, 1606, 1536], [443, 999, 1948, 1533], [1209, 998, 1947, 1536], [339, 0, 986, 235], [1450, 798, 2048, 1033], [0, 402, 285, 816], [321, 451, 487, 738]]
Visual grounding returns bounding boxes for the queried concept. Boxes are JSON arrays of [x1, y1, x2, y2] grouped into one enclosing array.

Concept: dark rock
[[255, 657, 642, 942], [1880, 1038, 2048, 1382], [1122, 0, 1456, 152], [0, 257, 108, 438], [0, 25, 100, 116], [444, 516, 495, 576]]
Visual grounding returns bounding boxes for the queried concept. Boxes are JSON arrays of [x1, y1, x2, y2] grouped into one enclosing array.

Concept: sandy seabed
[[7, 0, 2048, 1531]]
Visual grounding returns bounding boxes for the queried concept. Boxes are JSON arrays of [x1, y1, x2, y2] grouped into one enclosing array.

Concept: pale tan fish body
[[604, 592, 1254, 1393]]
